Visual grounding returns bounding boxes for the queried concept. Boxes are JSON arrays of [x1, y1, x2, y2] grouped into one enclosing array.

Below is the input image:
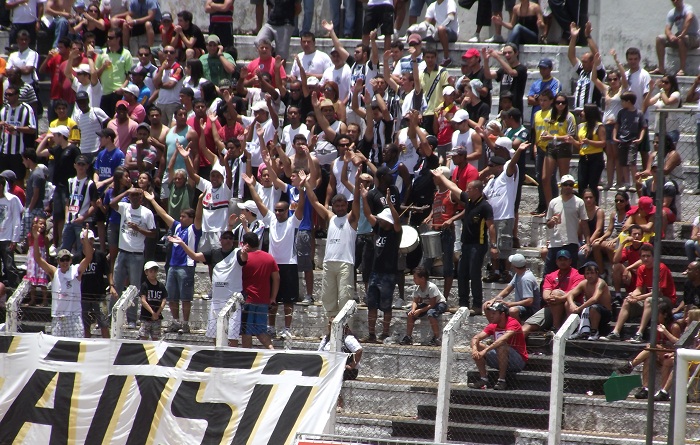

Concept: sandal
[[677, 69, 686, 76], [649, 68, 665, 75]]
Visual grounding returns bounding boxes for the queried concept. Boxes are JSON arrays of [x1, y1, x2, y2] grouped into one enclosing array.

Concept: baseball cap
[[75, 154, 90, 165], [449, 146, 468, 156], [49, 125, 70, 138], [376, 208, 394, 225], [57, 249, 73, 259], [538, 58, 554, 69], [437, 166, 451, 178], [426, 135, 438, 148], [137, 122, 151, 132], [489, 156, 507, 166], [637, 196, 655, 214], [307, 76, 320, 86], [319, 98, 334, 109], [219, 78, 232, 89], [206, 34, 220, 45], [115, 100, 129, 109], [580, 260, 599, 272], [96, 128, 116, 139], [75, 91, 89, 101], [161, 12, 172, 21], [237, 200, 258, 213], [442, 85, 455, 96], [143, 261, 160, 271], [375, 165, 392, 178], [559, 174, 576, 185], [556, 250, 572, 259], [0, 170, 16, 181], [462, 48, 480, 60], [494, 136, 515, 158], [74, 63, 91, 74], [407, 33, 422, 45], [470, 79, 484, 96], [123, 83, 140, 97], [487, 302, 508, 313], [251, 101, 269, 113], [450, 109, 469, 123], [508, 253, 526, 268], [211, 162, 226, 177]]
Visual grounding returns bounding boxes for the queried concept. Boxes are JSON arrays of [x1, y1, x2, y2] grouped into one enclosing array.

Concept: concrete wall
[[161, 0, 670, 66]]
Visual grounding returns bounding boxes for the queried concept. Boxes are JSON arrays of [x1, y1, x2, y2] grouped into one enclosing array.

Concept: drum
[[421, 231, 442, 259], [399, 225, 419, 254]]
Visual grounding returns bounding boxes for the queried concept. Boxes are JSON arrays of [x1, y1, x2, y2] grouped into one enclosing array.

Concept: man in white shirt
[[74, 91, 109, 156], [245, 101, 276, 171], [321, 48, 352, 104], [422, 0, 459, 67], [7, 30, 39, 85], [654, 0, 700, 77], [290, 31, 333, 80], [280, 105, 309, 156], [0, 175, 23, 287], [245, 170, 307, 340], [109, 186, 157, 327], [625, 47, 651, 168]]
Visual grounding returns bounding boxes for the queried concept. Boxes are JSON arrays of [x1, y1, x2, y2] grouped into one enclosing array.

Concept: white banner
[[0, 333, 347, 445]]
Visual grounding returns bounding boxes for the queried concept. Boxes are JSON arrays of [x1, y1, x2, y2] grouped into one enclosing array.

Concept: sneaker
[[617, 361, 634, 375], [281, 328, 293, 340], [378, 332, 391, 342], [399, 335, 413, 345], [127, 322, 137, 329], [168, 321, 181, 333], [393, 298, 406, 309], [468, 376, 489, 389], [484, 35, 505, 43], [300, 295, 314, 305], [588, 330, 600, 341], [628, 333, 644, 344], [482, 272, 500, 283], [201, 291, 212, 301], [467, 33, 480, 43], [440, 57, 452, 67], [601, 332, 621, 342], [618, 184, 629, 192], [634, 387, 649, 399], [360, 333, 377, 343], [428, 336, 441, 346], [569, 331, 590, 340], [493, 380, 507, 390], [654, 389, 670, 401], [267, 326, 277, 338]]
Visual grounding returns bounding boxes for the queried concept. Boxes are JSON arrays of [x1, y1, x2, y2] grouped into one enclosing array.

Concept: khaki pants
[[321, 261, 354, 318]]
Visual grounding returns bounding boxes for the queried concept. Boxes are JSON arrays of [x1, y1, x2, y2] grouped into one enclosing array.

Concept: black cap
[[75, 154, 90, 164], [489, 156, 507, 166], [487, 302, 509, 313], [76, 91, 89, 101], [96, 128, 116, 139], [375, 165, 392, 178], [580, 261, 600, 272], [137, 122, 151, 132], [426, 135, 438, 148]]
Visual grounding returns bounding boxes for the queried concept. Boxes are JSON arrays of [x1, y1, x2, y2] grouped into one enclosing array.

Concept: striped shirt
[[197, 176, 232, 233], [75, 107, 109, 154], [0, 102, 36, 155]]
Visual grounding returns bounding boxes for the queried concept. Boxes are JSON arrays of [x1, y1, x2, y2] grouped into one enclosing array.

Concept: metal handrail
[[110, 285, 139, 339], [4, 281, 30, 333], [215, 292, 244, 347]]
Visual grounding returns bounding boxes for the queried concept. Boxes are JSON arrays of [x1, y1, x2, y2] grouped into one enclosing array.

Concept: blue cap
[[556, 250, 571, 259], [538, 58, 554, 69]]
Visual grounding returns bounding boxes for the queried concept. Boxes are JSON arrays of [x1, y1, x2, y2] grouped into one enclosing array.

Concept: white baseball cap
[[144, 261, 160, 271]]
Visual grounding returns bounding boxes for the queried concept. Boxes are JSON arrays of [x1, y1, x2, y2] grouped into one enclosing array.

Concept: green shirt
[[200, 53, 236, 86], [97, 48, 133, 95]]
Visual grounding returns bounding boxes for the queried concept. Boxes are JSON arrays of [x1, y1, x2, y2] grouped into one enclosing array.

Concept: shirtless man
[[44, 0, 74, 49], [565, 261, 613, 341]]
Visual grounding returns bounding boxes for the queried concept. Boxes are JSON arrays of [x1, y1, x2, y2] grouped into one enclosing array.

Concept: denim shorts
[[242, 303, 268, 336], [411, 301, 448, 318], [165, 266, 195, 302], [366, 272, 397, 312], [485, 346, 526, 372]]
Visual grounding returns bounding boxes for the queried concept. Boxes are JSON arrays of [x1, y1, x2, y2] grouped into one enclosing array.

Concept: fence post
[[5, 281, 29, 333], [110, 285, 138, 339], [434, 306, 468, 443], [548, 314, 580, 445], [324, 299, 358, 436], [215, 293, 244, 347]]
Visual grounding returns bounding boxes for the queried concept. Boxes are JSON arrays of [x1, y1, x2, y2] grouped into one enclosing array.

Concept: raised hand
[[321, 20, 334, 34], [176, 141, 190, 158], [570, 22, 580, 39], [275, 55, 284, 70], [242, 172, 255, 186], [143, 190, 154, 201], [311, 91, 319, 108]]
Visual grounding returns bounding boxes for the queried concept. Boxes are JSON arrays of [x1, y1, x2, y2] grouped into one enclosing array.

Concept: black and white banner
[[0, 333, 347, 444]]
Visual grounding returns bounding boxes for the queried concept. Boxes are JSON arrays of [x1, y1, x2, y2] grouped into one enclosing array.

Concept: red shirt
[[431, 188, 457, 226], [636, 263, 676, 304], [620, 243, 642, 284], [543, 268, 585, 303], [10, 184, 25, 206], [436, 103, 457, 146], [242, 250, 279, 305], [45, 54, 68, 100], [188, 116, 215, 167], [246, 57, 287, 88], [483, 317, 528, 361], [453, 162, 479, 191], [216, 121, 244, 143]]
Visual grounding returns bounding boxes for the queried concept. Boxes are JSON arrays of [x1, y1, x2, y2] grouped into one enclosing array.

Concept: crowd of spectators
[[0, 0, 699, 393]]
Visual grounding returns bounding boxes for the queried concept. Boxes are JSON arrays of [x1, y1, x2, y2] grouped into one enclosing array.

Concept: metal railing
[[4, 281, 30, 333], [110, 285, 139, 339], [434, 306, 468, 443], [215, 292, 244, 347], [548, 314, 580, 445], [296, 432, 448, 445]]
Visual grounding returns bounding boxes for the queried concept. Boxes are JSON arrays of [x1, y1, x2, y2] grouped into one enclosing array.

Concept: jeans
[[301, 0, 314, 33], [458, 243, 488, 308], [50, 17, 69, 48], [686, 239, 700, 262], [113, 250, 145, 323], [165, 266, 195, 302], [508, 24, 538, 45], [329, 0, 356, 37], [536, 148, 558, 212], [577, 152, 605, 204], [0, 240, 19, 287], [548, 0, 588, 44], [61, 222, 84, 255], [256, 23, 295, 61]]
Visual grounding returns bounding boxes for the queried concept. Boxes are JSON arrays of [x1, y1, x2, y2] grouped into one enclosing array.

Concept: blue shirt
[[528, 77, 561, 121], [93, 147, 125, 188], [287, 185, 313, 231], [129, 0, 162, 22], [169, 221, 201, 267], [137, 85, 151, 104], [104, 188, 128, 225]]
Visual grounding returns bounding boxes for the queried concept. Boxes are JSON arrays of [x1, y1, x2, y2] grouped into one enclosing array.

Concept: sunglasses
[[554, 101, 567, 105], [107, 35, 118, 40], [561, 182, 575, 187], [274, 208, 288, 213], [59, 257, 72, 262], [138, 53, 150, 57], [615, 199, 625, 203], [164, 50, 175, 54]]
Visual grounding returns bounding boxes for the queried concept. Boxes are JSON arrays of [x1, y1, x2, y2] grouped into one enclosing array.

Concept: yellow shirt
[[421, 66, 449, 116], [50, 117, 81, 143], [533, 109, 552, 151], [578, 122, 604, 156]]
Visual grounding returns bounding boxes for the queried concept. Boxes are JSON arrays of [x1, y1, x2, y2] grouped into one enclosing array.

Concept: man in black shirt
[[483, 45, 528, 113], [432, 174, 495, 315], [75, 230, 110, 338], [255, 0, 300, 61], [683, 261, 700, 323]]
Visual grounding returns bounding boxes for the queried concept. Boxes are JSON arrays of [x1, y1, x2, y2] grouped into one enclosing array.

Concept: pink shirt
[[127, 103, 146, 123], [107, 118, 138, 154]]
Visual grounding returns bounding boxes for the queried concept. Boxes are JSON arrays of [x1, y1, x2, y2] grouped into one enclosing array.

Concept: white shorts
[[199, 231, 222, 255], [52, 314, 84, 338], [206, 300, 242, 340]]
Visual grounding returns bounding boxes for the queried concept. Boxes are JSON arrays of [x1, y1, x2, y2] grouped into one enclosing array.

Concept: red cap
[[462, 48, 480, 59], [116, 100, 129, 109], [637, 196, 655, 214]]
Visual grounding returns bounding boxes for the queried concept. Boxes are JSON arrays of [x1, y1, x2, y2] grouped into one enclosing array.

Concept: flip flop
[[649, 68, 665, 75], [677, 70, 686, 76]]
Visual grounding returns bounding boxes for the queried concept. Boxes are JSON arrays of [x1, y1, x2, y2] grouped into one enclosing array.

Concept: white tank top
[[483, 160, 519, 220], [211, 248, 244, 303], [332, 157, 359, 201], [452, 129, 476, 169], [51, 264, 82, 317], [314, 121, 341, 166], [324, 215, 357, 264]]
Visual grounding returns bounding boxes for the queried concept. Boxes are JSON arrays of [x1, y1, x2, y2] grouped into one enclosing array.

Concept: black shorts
[[277, 263, 299, 304], [362, 4, 394, 36], [132, 21, 160, 36]]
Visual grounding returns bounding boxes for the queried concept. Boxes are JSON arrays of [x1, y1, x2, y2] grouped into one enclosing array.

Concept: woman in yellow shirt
[[573, 104, 606, 203], [531, 88, 555, 216]]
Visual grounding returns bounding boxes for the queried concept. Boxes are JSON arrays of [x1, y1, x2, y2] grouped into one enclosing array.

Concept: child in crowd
[[139, 261, 168, 341], [613, 92, 647, 191], [24, 217, 49, 307], [400, 266, 447, 346]]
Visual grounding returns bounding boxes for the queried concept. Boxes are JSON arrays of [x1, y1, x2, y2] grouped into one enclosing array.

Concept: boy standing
[[613, 92, 647, 191], [139, 261, 167, 341]]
